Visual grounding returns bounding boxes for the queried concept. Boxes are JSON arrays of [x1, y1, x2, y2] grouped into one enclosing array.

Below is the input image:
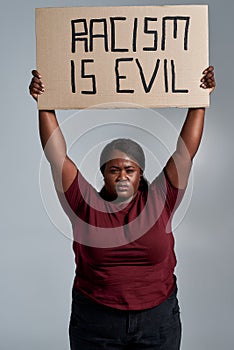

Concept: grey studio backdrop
[[1, 0, 233, 349]]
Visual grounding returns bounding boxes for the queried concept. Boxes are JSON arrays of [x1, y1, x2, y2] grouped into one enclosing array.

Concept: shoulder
[[149, 168, 186, 212]]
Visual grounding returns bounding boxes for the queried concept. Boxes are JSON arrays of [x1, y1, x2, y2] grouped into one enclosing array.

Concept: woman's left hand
[[200, 65, 216, 94]]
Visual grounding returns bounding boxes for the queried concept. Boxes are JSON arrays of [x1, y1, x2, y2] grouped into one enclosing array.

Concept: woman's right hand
[[29, 70, 45, 101]]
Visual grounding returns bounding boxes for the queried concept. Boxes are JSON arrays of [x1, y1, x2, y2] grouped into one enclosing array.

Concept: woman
[[29, 66, 215, 349]]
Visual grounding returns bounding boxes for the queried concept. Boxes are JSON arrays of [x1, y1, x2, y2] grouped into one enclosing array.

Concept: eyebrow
[[109, 165, 137, 169]]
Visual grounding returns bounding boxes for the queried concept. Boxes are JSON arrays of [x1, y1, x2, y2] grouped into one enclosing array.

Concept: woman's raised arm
[[29, 70, 77, 192], [165, 66, 216, 189]]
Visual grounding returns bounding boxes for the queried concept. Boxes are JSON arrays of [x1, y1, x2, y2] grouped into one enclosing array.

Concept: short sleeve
[[56, 170, 90, 222], [150, 168, 186, 216]]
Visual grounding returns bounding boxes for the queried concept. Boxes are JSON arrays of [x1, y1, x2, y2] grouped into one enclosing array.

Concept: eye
[[110, 169, 119, 174], [126, 169, 135, 174]]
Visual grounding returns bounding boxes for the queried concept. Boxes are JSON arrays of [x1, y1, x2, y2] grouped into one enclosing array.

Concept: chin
[[116, 191, 134, 201]]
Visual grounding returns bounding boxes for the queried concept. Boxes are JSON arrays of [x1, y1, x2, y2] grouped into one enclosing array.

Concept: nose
[[117, 170, 128, 181]]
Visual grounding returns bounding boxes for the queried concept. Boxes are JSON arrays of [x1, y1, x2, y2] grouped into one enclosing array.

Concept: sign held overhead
[[36, 5, 209, 110]]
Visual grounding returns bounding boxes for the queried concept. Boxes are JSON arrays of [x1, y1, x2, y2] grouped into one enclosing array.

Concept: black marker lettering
[[171, 60, 189, 93], [164, 59, 169, 93], [161, 16, 190, 51], [184, 17, 190, 51], [132, 18, 138, 52], [71, 60, 76, 93], [135, 58, 160, 93], [110, 17, 129, 52], [115, 58, 134, 93], [89, 19, 108, 52], [143, 17, 158, 51], [81, 59, 97, 94], [71, 19, 88, 53]]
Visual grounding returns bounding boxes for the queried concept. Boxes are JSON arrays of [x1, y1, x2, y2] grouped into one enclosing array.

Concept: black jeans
[[69, 286, 181, 350]]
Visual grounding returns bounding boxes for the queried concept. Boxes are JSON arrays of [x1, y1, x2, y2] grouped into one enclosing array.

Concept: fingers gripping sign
[[200, 65, 216, 94], [29, 70, 45, 101]]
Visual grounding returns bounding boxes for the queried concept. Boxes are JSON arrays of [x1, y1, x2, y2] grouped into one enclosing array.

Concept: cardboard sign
[[36, 5, 209, 109]]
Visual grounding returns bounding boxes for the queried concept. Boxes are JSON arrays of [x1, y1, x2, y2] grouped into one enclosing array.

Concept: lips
[[116, 182, 129, 192]]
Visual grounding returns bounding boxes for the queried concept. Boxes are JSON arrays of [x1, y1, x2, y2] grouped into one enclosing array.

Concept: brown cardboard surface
[[36, 5, 209, 110]]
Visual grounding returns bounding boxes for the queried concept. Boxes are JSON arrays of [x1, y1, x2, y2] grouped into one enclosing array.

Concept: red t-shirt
[[57, 169, 185, 310]]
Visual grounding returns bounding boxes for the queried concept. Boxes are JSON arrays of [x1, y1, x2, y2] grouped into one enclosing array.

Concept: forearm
[[176, 107, 205, 160], [164, 66, 215, 189], [39, 110, 67, 166]]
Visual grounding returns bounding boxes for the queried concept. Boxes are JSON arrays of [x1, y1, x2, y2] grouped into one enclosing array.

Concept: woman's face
[[103, 150, 142, 202]]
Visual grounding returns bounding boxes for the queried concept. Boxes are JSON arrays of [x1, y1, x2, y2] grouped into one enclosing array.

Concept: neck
[[99, 187, 137, 204]]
